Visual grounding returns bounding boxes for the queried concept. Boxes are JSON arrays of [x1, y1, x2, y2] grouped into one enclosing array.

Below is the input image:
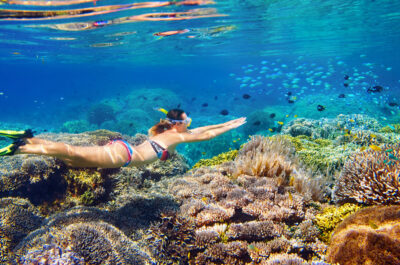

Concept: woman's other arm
[[182, 117, 246, 143]]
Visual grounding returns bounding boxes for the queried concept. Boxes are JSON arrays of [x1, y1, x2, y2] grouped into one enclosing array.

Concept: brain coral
[[327, 205, 400, 265], [334, 144, 400, 205]]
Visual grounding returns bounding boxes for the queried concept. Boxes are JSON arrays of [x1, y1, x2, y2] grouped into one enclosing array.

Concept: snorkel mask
[[154, 107, 192, 127]]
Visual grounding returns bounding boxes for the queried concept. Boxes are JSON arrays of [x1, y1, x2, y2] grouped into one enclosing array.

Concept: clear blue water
[[0, 0, 400, 162]]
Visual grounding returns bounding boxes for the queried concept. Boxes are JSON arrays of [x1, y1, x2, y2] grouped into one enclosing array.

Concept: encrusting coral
[[314, 203, 362, 243], [327, 205, 400, 265], [334, 143, 400, 205], [191, 149, 238, 170]]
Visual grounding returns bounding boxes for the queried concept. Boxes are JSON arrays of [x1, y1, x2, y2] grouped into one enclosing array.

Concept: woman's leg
[[16, 138, 130, 168]]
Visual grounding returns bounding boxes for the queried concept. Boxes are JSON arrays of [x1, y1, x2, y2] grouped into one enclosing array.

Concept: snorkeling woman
[[0, 109, 246, 168]]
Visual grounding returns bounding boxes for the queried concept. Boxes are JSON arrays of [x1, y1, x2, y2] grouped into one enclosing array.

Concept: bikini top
[[148, 140, 170, 161]]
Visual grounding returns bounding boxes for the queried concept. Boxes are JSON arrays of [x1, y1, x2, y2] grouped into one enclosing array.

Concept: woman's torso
[[128, 131, 183, 167]]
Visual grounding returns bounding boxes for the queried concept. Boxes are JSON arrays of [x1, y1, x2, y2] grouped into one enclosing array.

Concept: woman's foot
[[0, 139, 26, 156]]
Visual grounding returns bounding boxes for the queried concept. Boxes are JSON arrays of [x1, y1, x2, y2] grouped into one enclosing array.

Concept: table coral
[[165, 169, 327, 264], [334, 144, 400, 205], [327, 206, 400, 265]]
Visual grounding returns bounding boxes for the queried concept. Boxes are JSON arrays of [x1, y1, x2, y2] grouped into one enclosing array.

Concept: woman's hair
[[149, 108, 185, 136]]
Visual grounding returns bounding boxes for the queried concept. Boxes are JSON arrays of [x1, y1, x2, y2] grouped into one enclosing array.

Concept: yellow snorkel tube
[[154, 107, 169, 115]]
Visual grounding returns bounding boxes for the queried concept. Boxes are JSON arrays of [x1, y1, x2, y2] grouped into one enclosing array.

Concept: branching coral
[[314, 203, 361, 242], [334, 144, 400, 205], [327, 206, 400, 265]]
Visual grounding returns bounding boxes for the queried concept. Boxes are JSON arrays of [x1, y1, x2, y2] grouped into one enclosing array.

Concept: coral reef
[[87, 102, 116, 126], [232, 135, 297, 183], [327, 205, 400, 265], [283, 135, 359, 176], [14, 207, 153, 265], [191, 149, 238, 170], [314, 203, 362, 242], [162, 165, 327, 264], [0, 197, 44, 263], [334, 144, 400, 205], [61, 119, 96, 134]]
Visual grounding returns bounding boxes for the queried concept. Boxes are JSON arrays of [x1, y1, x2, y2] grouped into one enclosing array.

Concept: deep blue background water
[[0, 0, 399, 132]]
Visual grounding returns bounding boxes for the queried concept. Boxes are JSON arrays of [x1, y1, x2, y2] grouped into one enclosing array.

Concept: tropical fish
[[317, 105, 325, 111], [370, 134, 377, 138], [220, 109, 229, 115], [277, 121, 284, 125], [349, 119, 355, 122], [369, 145, 382, 151], [242, 94, 251, 99]]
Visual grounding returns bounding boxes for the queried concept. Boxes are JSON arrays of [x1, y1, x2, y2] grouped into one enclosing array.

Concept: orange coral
[[327, 206, 400, 265]]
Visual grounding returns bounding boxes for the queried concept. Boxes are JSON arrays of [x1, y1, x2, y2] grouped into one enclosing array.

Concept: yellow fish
[[370, 134, 377, 138], [268, 128, 274, 132], [360, 146, 367, 151], [201, 197, 209, 203], [277, 121, 284, 125], [12, 52, 20, 55], [294, 115, 298, 118], [288, 191, 293, 202], [286, 115, 289, 118], [369, 144, 382, 151], [349, 119, 355, 122]]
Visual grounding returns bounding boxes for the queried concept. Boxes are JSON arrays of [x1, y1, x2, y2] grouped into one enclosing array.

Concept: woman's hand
[[226, 117, 247, 128]]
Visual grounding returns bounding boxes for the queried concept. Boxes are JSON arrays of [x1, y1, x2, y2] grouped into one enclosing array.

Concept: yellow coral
[[314, 203, 362, 243], [65, 169, 103, 205], [192, 150, 238, 170]]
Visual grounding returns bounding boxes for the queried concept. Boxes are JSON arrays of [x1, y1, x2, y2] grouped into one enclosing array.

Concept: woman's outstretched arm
[[182, 117, 246, 143]]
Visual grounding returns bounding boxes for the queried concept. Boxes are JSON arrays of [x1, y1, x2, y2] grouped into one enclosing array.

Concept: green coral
[[314, 203, 362, 243], [380, 124, 400, 134], [283, 135, 359, 174], [65, 169, 104, 205], [80, 190, 95, 206], [192, 149, 238, 169]]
